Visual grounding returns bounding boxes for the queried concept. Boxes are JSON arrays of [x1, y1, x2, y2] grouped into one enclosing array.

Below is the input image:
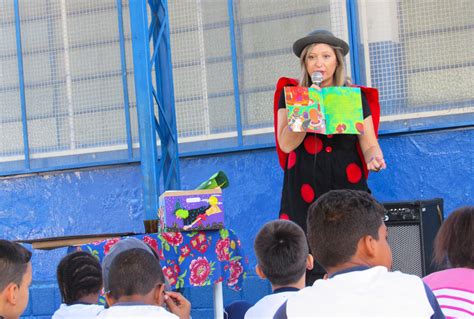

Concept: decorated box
[[158, 188, 224, 232]]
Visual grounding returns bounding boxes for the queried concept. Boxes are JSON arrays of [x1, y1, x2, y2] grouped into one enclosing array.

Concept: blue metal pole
[[116, 0, 134, 160], [156, 0, 181, 190], [227, 0, 243, 146], [346, 0, 362, 85], [129, 0, 160, 220], [13, 0, 30, 169]]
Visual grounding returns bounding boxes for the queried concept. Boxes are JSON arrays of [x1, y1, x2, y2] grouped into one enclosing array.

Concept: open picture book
[[285, 86, 365, 135]]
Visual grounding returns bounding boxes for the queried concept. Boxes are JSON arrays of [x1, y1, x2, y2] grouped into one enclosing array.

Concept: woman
[[423, 207, 474, 319], [274, 30, 386, 281]]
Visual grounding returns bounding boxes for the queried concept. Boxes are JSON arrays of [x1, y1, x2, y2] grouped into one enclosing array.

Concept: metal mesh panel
[[0, 0, 137, 170], [234, 1, 330, 131], [168, 0, 349, 142], [387, 224, 423, 277], [168, 1, 236, 140], [0, 0, 23, 159], [360, 0, 474, 123]]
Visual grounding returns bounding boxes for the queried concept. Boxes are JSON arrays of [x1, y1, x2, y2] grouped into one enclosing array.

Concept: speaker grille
[[387, 224, 423, 277]]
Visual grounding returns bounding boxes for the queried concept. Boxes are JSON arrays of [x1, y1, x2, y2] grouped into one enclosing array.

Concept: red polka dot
[[300, 184, 315, 203], [325, 146, 332, 153], [327, 134, 334, 138], [279, 213, 290, 220], [346, 163, 362, 184], [304, 135, 323, 155], [287, 151, 297, 169]]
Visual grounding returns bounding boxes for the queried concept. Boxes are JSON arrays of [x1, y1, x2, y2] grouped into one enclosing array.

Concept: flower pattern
[[189, 257, 211, 286], [143, 235, 158, 251], [162, 232, 183, 246], [227, 260, 243, 286], [74, 229, 246, 291], [215, 238, 230, 261], [103, 238, 120, 254]]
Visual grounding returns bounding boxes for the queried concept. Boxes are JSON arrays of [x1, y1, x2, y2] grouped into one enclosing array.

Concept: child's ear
[[255, 265, 267, 279], [5, 283, 19, 305], [105, 292, 116, 307], [306, 254, 314, 271], [154, 284, 166, 306], [361, 235, 376, 259]]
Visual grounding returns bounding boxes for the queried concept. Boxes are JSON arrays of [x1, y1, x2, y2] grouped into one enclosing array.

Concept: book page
[[285, 86, 326, 134], [322, 87, 364, 134], [285, 86, 364, 135]]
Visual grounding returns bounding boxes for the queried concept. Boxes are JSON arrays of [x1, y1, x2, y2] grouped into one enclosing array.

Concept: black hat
[[293, 29, 349, 57]]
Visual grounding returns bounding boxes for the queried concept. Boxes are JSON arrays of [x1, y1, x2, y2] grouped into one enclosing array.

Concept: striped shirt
[[424, 268, 474, 318]]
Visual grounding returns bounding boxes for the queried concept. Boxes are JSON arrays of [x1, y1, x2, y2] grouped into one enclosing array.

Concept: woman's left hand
[[367, 155, 386, 172]]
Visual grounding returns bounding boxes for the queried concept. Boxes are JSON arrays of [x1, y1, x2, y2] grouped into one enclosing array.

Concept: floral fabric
[[75, 229, 247, 291]]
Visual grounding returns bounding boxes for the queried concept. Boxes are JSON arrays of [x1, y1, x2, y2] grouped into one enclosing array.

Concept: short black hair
[[307, 189, 385, 269], [57, 251, 102, 305], [0, 240, 32, 291], [108, 248, 165, 300], [433, 206, 474, 269], [254, 220, 309, 286]]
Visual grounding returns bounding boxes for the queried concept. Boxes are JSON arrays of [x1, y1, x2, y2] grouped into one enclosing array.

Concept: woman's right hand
[[277, 108, 307, 153], [310, 84, 322, 91]]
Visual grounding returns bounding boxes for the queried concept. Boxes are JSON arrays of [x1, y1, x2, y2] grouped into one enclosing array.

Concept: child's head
[[0, 240, 32, 319], [106, 248, 165, 305], [56, 251, 102, 305], [254, 220, 311, 286], [102, 238, 156, 294], [307, 189, 391, 271], [433, 206, 474, 269]]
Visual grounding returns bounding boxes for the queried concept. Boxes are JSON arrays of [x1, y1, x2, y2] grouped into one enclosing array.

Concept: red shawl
[[273, 77, 380, 179]]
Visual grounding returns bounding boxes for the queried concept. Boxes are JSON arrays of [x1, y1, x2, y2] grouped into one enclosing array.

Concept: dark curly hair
[[307, 189, 385, 269], [433, 206, 474, 269], [57, 251, 102, 305]]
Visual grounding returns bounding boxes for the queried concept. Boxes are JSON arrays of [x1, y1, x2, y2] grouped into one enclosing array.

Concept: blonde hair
[[298, 43, 349, 87]]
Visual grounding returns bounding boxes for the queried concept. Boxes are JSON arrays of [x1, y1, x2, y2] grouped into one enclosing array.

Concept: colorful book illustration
[[285, 86, 365, 135]]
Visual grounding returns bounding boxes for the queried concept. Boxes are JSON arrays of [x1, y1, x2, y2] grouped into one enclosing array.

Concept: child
[[101, 237, 157, 296], [274, 189, 445, 318], [97, 248, 191, 319], [244, 220, 313, 318], [52, 251, 103, 318], [0, 240, 32, 319], [423, 206, 474, 318]]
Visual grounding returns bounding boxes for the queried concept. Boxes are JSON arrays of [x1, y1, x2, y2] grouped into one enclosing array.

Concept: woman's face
[[305, 43, 338, 87]]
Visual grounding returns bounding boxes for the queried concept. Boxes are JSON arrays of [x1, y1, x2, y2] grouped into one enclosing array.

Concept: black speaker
[[383, 198, 443, 277]]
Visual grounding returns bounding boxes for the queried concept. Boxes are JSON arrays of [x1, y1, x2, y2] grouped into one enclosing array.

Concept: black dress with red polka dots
[[278, 90, 371, 233]]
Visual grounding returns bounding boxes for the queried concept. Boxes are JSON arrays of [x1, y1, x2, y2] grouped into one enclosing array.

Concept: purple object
[[159, 189, 225, 232]]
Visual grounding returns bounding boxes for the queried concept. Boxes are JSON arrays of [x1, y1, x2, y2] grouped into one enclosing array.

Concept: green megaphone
[[195, 171, 229, 190]]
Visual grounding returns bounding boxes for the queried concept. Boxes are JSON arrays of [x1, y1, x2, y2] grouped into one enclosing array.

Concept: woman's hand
[[358, 116, 387, 173], [367, 155, 386, 172], [310, 84, 322, 91], [277, 108, 307, 154]]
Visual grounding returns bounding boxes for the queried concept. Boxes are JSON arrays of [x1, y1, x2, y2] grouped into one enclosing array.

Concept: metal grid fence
[[0, 0, 137, 172], [360, 0, 474, 124], [1, 0, 472, 174]]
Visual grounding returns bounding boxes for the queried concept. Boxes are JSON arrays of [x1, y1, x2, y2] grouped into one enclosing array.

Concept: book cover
[[285, 86, 365, 134]]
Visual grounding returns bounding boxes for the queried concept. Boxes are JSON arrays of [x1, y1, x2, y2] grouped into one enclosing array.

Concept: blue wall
[[1, 127, 472, 318]]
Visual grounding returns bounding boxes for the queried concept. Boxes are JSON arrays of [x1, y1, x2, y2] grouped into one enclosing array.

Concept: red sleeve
[[274, 77, 299, 169], [355, 86, 381, 179]]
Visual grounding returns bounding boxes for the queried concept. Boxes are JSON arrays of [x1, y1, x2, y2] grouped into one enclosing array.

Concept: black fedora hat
[[293, 29, 349, 57]]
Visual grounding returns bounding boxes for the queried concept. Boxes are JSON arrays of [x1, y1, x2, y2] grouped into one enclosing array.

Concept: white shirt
[[52, 304, 104, 319], [286, 266, 434, 318], [245, 288, 299, 319], [96, 304, 178, 318]]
